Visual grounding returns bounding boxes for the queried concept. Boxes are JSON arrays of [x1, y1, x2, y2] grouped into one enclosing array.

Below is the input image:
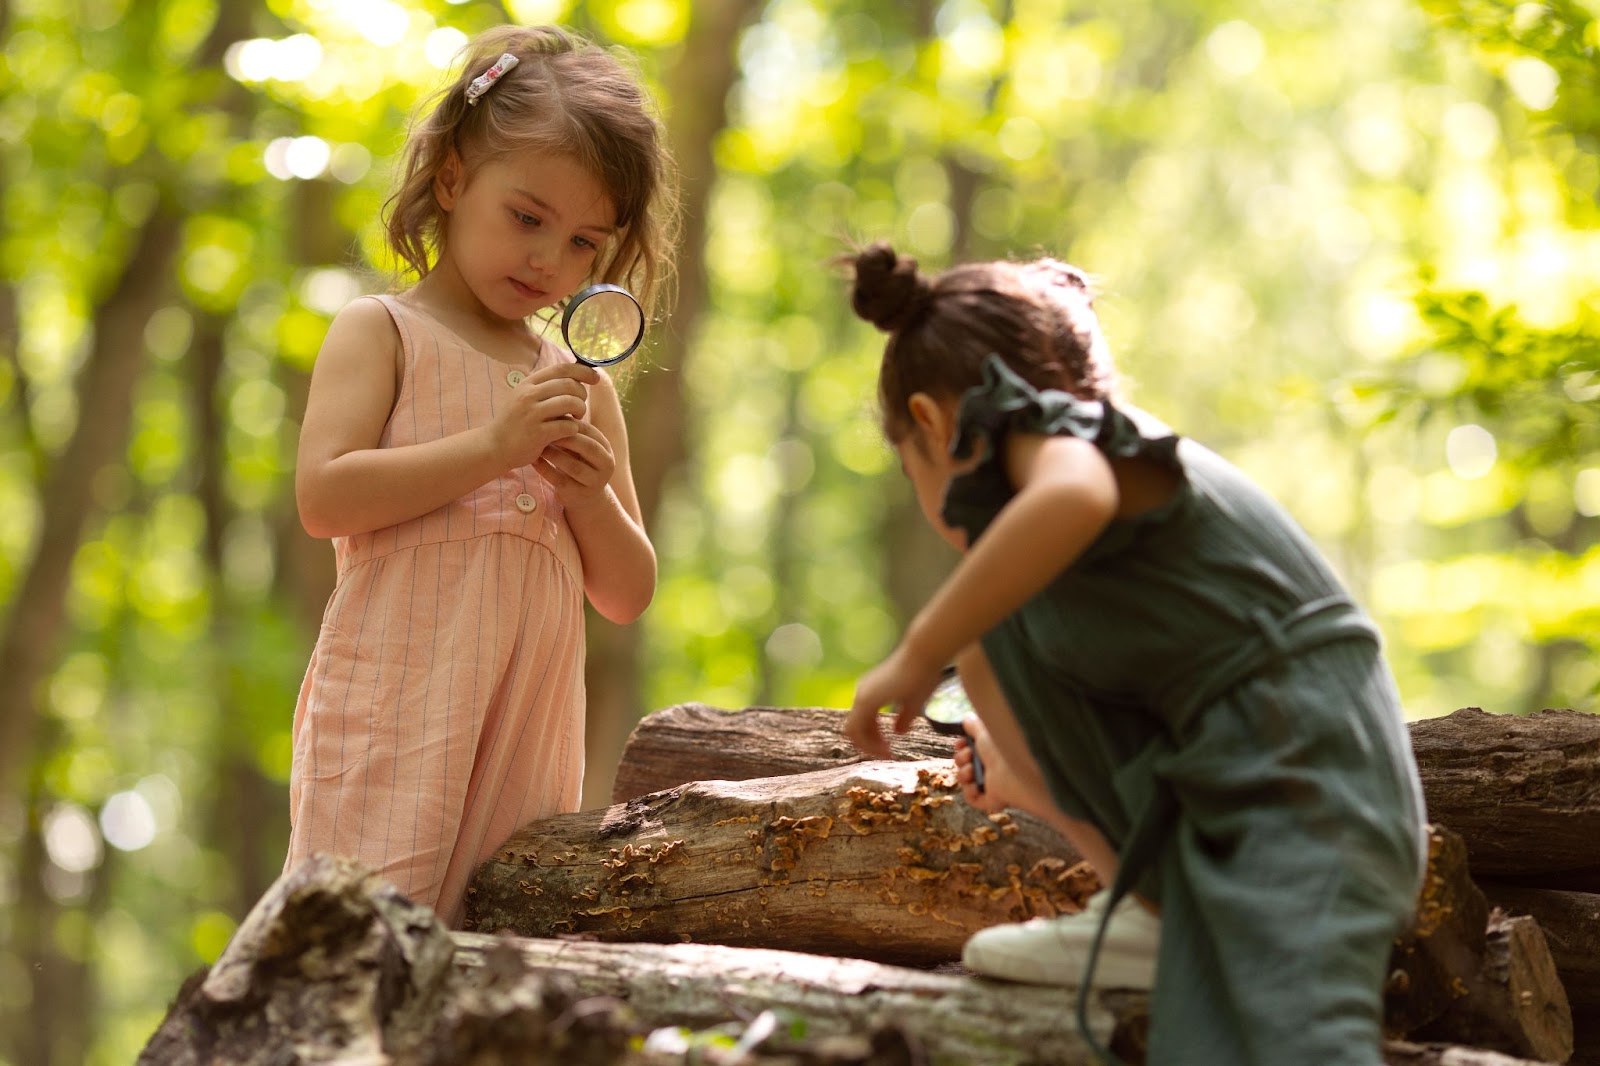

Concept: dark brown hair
[[849, 243, 1117, 443], [383, 25, 678, 318]]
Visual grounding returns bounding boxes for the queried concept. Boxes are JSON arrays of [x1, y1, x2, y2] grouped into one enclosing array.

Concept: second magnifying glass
[[562, 283, 645, 368], [923, 666, 985, 794]]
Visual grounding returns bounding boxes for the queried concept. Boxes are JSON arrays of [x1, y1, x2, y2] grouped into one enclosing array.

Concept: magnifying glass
[[924, 666, 985, 794], [561, 283, 645, 368]]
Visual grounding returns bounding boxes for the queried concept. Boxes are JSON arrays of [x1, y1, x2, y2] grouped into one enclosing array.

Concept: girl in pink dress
[[285, 24, 675, 927]]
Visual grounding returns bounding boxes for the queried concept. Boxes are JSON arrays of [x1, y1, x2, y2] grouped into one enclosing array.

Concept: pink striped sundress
[[285, 294, 586, 928]]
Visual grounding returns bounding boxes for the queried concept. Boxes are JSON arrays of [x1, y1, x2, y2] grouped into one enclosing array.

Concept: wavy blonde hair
[[383, 25, 677, 319]]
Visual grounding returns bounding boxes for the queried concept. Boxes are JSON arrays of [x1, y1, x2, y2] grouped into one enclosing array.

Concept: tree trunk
[[0, 208, 181, 805], [470, 760, 1095, 966], [581, 0, 762, 810]]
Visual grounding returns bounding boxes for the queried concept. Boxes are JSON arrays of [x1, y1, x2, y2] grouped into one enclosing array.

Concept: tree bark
[[1410, 708, 1600, 891], [612, 704, 957, 802], [469, 760, 1096, 966]]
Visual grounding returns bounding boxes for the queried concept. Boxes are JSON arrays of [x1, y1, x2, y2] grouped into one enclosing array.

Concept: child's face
[[895, 427, 969, 551], [436, 150, 616, 321]]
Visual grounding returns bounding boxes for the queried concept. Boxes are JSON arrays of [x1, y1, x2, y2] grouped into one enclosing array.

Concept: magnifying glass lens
[[563, 284, 645, 367], [924, 675, 972, 731], [924, 671, 985, 793]]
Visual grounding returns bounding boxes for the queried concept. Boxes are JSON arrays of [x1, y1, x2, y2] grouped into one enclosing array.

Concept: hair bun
[[851, 242, 930, 333]]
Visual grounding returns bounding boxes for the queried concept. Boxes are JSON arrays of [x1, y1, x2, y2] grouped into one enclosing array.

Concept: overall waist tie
[[1074, 595, 1379, 1063]]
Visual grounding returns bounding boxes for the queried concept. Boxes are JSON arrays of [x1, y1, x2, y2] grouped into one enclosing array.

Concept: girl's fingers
[[528, 362, 600, 386], [844, 700, 890, 758]]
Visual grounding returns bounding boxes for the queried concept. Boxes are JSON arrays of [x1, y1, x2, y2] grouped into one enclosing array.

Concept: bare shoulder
[[319, 295, 400, 361], [301, 297, 403, 457]]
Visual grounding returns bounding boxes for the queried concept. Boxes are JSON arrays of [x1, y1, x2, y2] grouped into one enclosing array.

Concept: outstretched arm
[[845, 432, 1118, 756], [539, 369, 656, 624]]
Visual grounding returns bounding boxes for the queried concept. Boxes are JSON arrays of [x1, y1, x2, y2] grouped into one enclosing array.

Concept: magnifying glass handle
[[970, 746, 986, 795]]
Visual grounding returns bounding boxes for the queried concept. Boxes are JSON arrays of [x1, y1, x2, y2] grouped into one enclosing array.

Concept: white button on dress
[[515, 493, 538, 513], [506, 370, 525, 387]]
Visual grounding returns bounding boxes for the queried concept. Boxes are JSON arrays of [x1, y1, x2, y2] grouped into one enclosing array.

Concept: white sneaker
[[961, 890, 1160, 989]]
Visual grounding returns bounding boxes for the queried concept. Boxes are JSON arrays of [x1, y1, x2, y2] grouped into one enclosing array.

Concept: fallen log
[[142, 853, 1068, 1065], [1409, 709, 1600, 892], [141, 854, 1562, 1066], [614, 705, 1600, 893], [610, 704, 954, 803], [461, 936, 1563, 1066], [1386, 826, 1572, 1064], [467, 760, 1098, 966]]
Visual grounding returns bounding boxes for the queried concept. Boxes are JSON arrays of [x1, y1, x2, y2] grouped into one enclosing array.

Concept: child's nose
[[525, 233, 561, 275]]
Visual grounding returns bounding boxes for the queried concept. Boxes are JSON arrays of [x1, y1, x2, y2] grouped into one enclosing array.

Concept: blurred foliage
[[0, 0, 1596, 1062]]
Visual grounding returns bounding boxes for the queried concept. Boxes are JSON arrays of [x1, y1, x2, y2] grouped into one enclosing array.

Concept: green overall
[[943, 357, 1427, 1066]]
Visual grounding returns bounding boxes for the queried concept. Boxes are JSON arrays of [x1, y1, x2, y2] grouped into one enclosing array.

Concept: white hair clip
[[465, 53, 519, 106]]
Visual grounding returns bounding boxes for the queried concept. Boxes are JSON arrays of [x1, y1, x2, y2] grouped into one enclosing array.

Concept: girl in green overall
[[842, 243, 1427, 1066]]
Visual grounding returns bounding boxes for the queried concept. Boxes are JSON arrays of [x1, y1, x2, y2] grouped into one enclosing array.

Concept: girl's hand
[[845, 644, 943, 758], [539, 419, 617, 511], [954, 717, 1014, 814], [490, 363, 598, 471]]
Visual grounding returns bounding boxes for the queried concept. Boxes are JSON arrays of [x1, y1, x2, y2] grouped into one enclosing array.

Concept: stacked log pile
[[141, 706, 1600, 1065]]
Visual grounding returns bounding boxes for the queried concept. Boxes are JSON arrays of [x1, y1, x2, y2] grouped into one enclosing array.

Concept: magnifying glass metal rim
[[561, 282, 645, 368]]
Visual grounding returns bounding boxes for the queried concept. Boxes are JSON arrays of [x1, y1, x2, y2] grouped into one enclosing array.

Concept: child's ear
[[906, 393, 954, 452], [434, 151, 465, 211]]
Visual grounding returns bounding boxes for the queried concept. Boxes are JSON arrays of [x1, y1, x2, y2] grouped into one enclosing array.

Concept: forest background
[[0, 0, 1596, 1061]]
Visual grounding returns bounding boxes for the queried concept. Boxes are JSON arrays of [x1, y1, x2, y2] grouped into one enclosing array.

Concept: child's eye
[[572, 235, 597, 251], [511, 210, 538, 227]]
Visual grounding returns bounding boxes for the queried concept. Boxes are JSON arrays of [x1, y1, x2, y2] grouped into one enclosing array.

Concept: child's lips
[[509, 278, 544, 301]]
